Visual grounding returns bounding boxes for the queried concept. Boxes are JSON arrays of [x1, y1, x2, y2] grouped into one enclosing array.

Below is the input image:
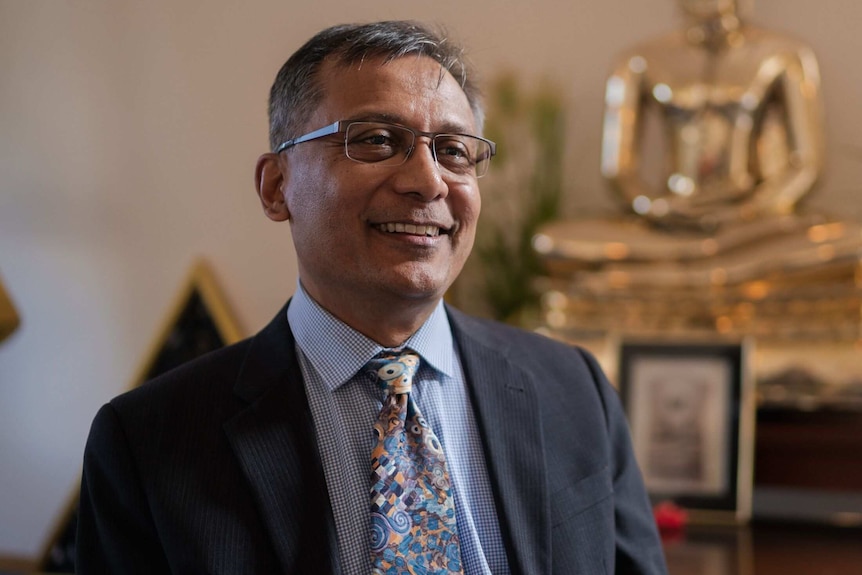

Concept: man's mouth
[[376, 223, 446, 237]]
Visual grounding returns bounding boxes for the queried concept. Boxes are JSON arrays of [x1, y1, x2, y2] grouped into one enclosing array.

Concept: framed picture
[[618, 340, 755, 524]]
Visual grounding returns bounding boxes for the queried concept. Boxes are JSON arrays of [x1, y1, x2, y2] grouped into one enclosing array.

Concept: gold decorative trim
[[0, 273, 21, 343], [126, 258, 244, 388]]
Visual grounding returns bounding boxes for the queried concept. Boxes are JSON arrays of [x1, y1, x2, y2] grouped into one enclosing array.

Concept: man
[[77, 21, 667, 574]]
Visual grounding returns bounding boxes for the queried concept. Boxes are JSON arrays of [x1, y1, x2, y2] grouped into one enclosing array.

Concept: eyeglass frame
[[274, 120, 497, 178]]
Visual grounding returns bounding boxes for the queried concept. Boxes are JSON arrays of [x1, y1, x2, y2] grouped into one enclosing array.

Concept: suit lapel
[[223, 304, 337, 572], [448, 308, 551, 575]]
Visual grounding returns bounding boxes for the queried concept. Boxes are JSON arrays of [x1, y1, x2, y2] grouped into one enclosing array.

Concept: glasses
[[275, 120, 497, 178]]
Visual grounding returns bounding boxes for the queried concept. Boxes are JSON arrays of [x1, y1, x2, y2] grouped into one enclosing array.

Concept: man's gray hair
[[268, 20, 484, 151]]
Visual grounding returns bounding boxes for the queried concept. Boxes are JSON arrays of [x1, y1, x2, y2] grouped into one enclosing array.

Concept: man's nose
[[393, 138, 449, 200]]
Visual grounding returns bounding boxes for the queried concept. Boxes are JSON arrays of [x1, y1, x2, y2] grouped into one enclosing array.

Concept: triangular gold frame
[[126, 258, 244, 387]]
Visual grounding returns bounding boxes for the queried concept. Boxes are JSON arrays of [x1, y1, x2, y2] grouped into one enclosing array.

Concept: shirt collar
[[287, 282, 455, 391]]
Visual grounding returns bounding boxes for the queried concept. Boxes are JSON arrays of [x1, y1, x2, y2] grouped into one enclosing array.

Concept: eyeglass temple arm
[[274, 121, 343, 153], [476, 141, 497, 163]]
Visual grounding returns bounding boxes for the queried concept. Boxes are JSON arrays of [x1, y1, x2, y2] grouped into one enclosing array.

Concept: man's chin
[[382, 270, 453, 304]]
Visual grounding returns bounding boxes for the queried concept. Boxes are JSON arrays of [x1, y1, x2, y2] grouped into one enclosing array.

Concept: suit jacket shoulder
[[446, 305, 667, 574], [77, 304, 337, 573]]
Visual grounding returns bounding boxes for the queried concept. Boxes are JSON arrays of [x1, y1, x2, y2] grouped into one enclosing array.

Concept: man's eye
[[346, 125, 407, 162], [363, 133, 392, 146], [350, 129, 399, 147], [440, 146, 468, 158], [437, 139, 472, 162]]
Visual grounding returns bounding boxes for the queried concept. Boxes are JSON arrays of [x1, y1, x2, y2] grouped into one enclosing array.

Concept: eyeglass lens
[[344, 122, 492, 177]]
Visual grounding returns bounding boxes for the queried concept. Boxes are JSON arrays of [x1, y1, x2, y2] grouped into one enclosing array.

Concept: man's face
[[279, 55, 481, 314]]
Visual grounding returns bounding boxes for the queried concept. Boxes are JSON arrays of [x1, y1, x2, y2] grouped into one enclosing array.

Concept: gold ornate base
[[541, 275, 861, 340], [536, 212, 862, 340], [535, 213, 862, 413]]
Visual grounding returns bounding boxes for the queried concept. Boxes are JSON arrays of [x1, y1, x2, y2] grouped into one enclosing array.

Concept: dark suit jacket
[[77, 304, 667, 574]]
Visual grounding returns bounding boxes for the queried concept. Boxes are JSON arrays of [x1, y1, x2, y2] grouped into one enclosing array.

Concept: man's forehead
[[313, 54, 474, 127], [322, 53, 459, 88]]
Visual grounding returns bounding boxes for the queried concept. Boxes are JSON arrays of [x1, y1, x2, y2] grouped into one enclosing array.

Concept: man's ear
[[255, 153, 290, 222]]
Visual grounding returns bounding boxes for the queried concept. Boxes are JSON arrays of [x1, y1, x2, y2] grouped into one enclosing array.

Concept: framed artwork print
[[618, 340, 755, 524]]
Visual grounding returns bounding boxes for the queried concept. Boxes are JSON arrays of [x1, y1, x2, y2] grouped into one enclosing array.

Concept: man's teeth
[[378, 223, 441, 236]]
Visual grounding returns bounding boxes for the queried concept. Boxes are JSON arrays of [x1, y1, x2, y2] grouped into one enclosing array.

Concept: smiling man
[[77, 21, 667, 574], [256, 52, 482, 348]]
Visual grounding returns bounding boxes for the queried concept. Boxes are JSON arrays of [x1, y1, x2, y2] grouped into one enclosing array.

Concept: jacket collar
[[225, 303, 339, 571]]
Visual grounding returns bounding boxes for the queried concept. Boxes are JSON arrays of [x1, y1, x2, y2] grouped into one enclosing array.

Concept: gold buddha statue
[[536, 0, 862, 341]]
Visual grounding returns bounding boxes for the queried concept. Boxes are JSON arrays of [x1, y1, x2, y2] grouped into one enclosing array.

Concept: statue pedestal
[[534, 214, 862, 508], [534, 214, 862, 340]]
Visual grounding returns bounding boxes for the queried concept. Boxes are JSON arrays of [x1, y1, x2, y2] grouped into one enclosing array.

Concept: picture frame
[[618, 339, 755, 524]]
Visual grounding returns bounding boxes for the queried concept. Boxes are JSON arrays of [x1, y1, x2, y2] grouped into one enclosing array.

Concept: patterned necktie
[[368, 350, 463, 574]]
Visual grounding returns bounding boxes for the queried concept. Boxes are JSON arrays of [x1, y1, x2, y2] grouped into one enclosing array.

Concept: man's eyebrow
[[345, 112, 404, 124], [344, 113, 475, 135]]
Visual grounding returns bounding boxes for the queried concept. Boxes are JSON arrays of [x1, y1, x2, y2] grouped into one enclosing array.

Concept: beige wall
[[1, 0, 860, 558]]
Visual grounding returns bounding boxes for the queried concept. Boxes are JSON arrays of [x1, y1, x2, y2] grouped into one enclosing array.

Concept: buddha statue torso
[[535, 0, 862, 340], [600, 7, 823, 228]]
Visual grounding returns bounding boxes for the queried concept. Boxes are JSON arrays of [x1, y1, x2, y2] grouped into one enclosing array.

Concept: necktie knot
[[368, 350, 419, 395]]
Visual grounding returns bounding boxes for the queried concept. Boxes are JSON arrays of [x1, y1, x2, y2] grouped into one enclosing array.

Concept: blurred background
[[2, 0, 861, 568]]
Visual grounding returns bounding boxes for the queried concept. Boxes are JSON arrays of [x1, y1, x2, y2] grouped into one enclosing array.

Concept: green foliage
[[475, 73, 566, 323]]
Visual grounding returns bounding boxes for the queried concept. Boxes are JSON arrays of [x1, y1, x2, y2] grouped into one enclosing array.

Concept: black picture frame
[[618, 340, 754, 524]]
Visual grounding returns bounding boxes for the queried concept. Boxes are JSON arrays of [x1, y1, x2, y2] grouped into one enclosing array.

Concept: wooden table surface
[[663, 521, 862, 575]]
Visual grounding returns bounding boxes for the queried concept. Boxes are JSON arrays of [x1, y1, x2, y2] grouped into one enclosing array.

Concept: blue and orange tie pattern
[[368, 351, 463, 574]]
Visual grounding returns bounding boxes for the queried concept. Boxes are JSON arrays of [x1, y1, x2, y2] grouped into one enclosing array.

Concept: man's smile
[[374, 222, 449, 237]]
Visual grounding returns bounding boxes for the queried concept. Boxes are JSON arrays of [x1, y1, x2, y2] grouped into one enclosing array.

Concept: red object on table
[[653, 500, 688, 541]]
